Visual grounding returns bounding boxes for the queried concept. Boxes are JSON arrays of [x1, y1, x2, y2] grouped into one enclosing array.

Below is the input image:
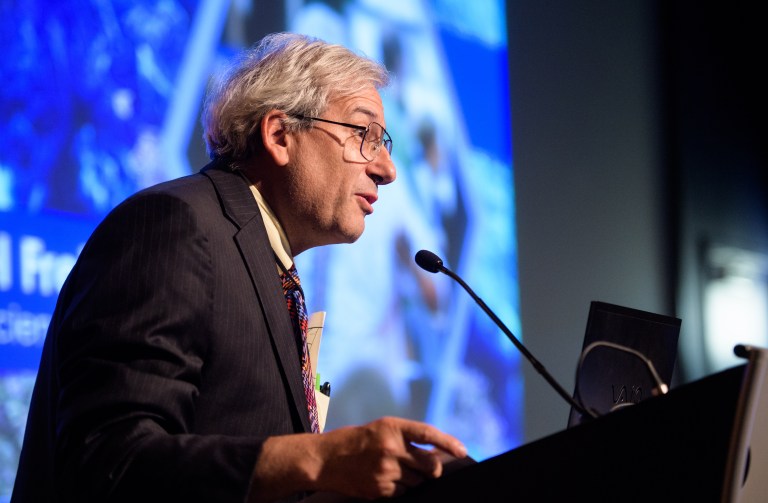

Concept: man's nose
[[368, 149, 396, 185]]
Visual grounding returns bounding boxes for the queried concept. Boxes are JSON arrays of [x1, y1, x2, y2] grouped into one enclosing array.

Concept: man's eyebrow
[[350, 106, 378, 120]]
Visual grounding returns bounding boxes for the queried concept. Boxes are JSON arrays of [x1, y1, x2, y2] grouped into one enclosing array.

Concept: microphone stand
[[415, 250, 596, 420]]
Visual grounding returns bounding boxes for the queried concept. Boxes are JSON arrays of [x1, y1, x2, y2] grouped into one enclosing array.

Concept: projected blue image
[[0, 1, 517, 496], [287, 1, 519, 455], [2, 1, 196, 215]]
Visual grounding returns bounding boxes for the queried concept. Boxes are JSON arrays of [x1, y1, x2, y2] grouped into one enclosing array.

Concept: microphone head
[[415, 249, 443, 273], [734, 344, 751, 359]]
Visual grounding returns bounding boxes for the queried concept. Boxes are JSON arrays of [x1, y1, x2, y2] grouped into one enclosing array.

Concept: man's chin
[[343, 230, 364, 244], [339, 222, 365, 244]]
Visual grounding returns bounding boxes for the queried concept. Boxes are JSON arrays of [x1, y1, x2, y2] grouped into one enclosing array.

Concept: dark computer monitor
[[568, 301, 681, 427]]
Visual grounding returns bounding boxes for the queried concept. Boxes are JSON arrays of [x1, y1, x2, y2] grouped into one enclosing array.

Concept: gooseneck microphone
[[414, 249, 596, 419]]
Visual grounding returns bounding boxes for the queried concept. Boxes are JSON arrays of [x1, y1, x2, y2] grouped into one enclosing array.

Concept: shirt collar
[[248, 184, 293, 270]]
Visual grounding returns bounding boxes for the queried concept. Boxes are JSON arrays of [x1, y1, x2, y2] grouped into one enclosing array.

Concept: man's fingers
[[396, 418, 467, 459], [399, 463, 430, 486], [404, 443, 442, 478]]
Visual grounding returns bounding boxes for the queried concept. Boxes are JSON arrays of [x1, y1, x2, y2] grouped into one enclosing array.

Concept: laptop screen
[[568, 301, 681, 427]]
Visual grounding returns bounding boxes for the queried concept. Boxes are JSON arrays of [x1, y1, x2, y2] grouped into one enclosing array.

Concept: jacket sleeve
[[51, 190, 264, 502]]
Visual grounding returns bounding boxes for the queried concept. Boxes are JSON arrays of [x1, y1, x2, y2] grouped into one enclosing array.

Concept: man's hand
[[247, 417, 467, 502]]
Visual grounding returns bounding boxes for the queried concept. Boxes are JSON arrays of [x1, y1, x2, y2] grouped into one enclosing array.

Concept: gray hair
[[202, 32, 390, 162]]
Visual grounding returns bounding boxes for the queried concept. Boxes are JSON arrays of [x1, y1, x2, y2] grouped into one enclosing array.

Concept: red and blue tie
[[280, 264, 320, 433]]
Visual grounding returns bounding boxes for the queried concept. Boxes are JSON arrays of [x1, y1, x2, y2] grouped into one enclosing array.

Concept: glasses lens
[[362, 122, 391, 161]]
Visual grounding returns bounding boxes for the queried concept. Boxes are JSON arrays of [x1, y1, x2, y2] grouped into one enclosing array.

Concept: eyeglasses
[[293, 115, 392, 162]]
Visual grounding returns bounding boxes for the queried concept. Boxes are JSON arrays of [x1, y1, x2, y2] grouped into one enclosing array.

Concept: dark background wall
[[508, 1, 766, 442]]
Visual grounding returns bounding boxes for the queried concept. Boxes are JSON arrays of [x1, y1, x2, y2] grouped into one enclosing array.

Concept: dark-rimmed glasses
[[292, 115, 392, 162]]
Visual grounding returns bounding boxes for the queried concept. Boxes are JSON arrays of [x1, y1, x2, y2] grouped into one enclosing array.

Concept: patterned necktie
[[279, 263, 320, 433]]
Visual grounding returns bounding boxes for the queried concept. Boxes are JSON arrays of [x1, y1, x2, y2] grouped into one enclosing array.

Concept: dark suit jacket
[[12, 160, 312, 502]]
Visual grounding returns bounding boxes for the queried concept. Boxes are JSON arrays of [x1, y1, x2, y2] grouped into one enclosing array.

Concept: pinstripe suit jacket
[[12, 160, 311, 502]]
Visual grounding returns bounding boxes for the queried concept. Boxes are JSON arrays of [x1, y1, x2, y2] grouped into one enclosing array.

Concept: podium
[[392, 346, 768, 502]]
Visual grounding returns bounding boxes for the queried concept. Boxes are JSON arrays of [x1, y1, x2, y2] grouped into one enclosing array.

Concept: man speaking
[[12, 32, 466, 503]]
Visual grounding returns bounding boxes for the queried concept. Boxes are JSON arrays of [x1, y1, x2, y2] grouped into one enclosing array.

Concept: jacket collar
[[201, 159, 313, 433]]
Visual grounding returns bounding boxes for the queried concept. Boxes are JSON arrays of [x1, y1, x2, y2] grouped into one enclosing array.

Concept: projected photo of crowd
[[0, 1, 518, 496]]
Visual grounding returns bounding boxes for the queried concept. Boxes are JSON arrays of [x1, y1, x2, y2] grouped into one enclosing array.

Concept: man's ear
[[261, 110, 291, 166]]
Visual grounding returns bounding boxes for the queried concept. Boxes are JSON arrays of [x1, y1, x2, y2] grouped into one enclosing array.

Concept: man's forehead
[[328, 88, 384, 120]]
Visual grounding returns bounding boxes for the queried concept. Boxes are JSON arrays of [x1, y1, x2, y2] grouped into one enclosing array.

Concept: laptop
[[567, 301, 681, 427]]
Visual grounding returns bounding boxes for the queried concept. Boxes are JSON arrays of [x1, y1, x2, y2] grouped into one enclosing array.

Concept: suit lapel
[[202, 161, 313, 433]]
